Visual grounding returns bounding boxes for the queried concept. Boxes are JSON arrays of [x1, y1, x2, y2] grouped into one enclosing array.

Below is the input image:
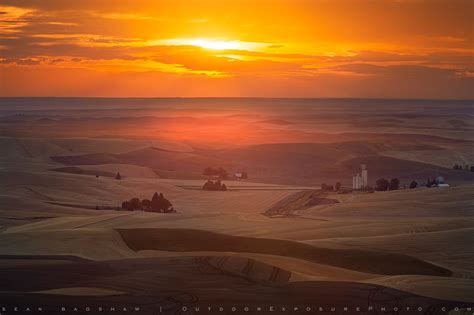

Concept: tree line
[[322, 176, 448, 193], [453, 164, 474, 172], [375, 178, 401, 191], [374, 177, 448, 191]]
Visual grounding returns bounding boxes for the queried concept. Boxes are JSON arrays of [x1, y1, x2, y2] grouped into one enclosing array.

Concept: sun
[[189, 39, 241, 50], [155, 38, 264, 52]]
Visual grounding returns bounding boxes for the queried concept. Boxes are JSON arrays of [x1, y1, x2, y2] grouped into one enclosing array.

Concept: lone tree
[[389, 178, 400, 190], [409, 180, 418, 189], [375, 178, 389, 191], [115, 172, 122, 180], [335, 182, 342, 191]]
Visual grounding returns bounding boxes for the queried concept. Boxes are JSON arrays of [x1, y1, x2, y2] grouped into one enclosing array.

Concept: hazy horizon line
[[1, 96, 473, 102]]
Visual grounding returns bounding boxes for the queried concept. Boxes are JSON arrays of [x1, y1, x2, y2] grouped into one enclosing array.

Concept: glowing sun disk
[[154, 38, 262, 51], [189, 39, 241, 50]]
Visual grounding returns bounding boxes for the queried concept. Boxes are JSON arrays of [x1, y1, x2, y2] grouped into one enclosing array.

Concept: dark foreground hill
[[0, 254, 470, 315]]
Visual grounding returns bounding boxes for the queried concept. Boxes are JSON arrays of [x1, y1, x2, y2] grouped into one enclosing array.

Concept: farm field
[[0, 98, 473, 313]]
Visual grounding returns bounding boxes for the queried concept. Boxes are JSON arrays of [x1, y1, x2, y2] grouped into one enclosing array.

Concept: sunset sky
[[0, 0, 472, 98]]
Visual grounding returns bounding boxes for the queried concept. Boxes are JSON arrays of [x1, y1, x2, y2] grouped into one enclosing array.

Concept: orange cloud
[[0, 0, 472, 98]]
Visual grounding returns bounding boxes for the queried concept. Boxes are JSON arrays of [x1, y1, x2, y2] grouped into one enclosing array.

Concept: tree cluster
[[375, 178, 435, 190], [375, 178, 400, 191], [203, 180, 227, 191], [203, 167, 228, 179], [453, 164, 473, 172], [121, 192, 175, 213], [321, 182, 342, 191]]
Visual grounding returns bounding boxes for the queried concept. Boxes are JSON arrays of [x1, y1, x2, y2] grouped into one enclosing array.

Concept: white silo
[[361, 164, 368, 188]]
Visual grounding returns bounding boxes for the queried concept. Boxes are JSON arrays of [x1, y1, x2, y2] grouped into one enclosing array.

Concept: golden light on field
[[0, 0, 472, 98]]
